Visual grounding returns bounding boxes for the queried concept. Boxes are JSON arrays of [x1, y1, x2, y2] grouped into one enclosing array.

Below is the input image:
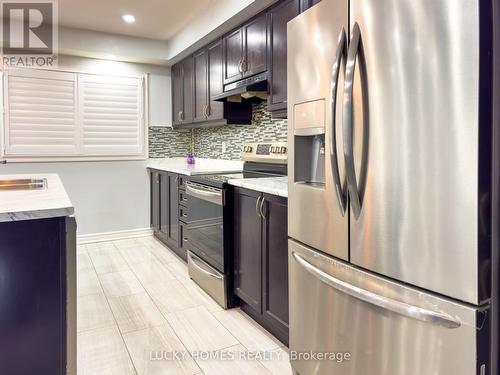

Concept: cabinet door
[[207, 39, 224, 121], [0, 218, 66, 375], [261, 194, 289, 343], [243, 13, 268, 78], [181, 57, 194, 124], [223, 28, 244, 84], [172, 63, 183, 126], [150, 171, 160, 231], [167, 173, 180, 249], [299, 0, 321, 12], [233, 188, 262, 312], [268, 0, 299, 114], [159, 172, 169, 236], [193, 49, 208, 123]]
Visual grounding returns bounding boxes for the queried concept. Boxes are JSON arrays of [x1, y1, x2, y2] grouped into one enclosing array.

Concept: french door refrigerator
[[287, 0, 498, 374]]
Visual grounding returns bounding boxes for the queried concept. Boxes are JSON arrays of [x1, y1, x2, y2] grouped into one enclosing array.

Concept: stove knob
[[281, 146, 287, 154]]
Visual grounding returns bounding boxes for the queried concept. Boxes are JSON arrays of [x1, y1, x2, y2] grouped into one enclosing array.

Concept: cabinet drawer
[[179, 190, 188, 206], [179, 222, 188, 250], [179, 175, 187, 189], [179, 206, 189, 223]]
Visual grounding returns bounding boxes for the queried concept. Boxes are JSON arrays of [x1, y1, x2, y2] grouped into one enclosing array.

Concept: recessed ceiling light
[[122, 14, 136, 24]]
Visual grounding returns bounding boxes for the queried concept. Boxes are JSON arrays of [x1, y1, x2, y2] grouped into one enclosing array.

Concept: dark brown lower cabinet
[[233, 187, 289, 345], [150, 169, 185, 261]]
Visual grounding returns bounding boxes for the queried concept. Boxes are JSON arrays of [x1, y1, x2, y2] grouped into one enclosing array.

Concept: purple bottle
[[186, 152, 195, 164]]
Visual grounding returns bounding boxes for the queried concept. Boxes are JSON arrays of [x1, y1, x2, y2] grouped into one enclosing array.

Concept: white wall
[[0, 56, 170, 236], [167, 0, 277, 63], [0, 161, 150, 236]]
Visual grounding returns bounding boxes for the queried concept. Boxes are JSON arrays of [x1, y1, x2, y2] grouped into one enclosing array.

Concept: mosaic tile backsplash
[[148, 103, 288, 160], [148, 126, 191, 158], [193, 103, 288, 160]]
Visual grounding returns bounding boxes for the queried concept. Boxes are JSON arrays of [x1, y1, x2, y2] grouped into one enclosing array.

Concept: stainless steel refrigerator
[[287, 0, 498, 374]]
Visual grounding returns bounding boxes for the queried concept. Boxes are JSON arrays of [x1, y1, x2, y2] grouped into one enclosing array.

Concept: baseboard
[[77, 227, 153, 244]]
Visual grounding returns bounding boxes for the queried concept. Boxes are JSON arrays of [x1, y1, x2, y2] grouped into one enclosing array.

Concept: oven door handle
[[186, 182, 223, 206], [188, 251, 223, 279]]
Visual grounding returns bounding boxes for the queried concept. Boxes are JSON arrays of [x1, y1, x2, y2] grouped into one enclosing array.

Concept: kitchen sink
[[0, 178, 47, 191]]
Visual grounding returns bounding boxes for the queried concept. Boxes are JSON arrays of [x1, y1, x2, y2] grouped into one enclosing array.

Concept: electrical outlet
[[222, 141, 226, 153]]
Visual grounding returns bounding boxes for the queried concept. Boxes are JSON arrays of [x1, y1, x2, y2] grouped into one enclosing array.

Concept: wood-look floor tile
[[108, 292, 166, 334], [120, 247, 159, 266], [90, 251, 130, 275], [165, 260, 191, 284], [123, 324, 201, 375], [257, 347, 293, 375], [113, 238, 143, 250], [183, 281, 223, 313], [78, 252, 94, 273], [194, 344, 271, 375], [147, 280, 198, 314], [78, 325, 136, 375], [77, 243, 88, 254], [77, 293, 115, 333], [99, 270, 145, 298], [165, 306, 238, 352], [212, 309, 282, 352], [86, 241, 119, 255], [78, 269, 103, 297], [149, 244, 183, 264], [129, 259, 176, 288]]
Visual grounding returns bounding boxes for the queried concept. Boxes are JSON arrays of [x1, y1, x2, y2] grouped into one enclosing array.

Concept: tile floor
[[77, 236, 293, 375]]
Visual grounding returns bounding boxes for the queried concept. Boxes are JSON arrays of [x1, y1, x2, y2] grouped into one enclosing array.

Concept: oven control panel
[[241, 142, 288, 164]]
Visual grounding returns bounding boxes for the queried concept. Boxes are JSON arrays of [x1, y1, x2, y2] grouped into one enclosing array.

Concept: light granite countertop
[[0, 174, 74, 223], [228, 176, 288, 198], [147, 157, 244, 176]]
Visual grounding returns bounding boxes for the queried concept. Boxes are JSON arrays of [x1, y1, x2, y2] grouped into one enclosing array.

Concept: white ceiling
[[58, 0, 211, 40]]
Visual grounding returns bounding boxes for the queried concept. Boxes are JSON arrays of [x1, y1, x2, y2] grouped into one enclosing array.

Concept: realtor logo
[[1, 0, 58, 66]]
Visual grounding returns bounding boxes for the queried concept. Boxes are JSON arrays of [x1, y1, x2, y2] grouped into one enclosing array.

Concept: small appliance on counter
[[182, 142, 287, 309]]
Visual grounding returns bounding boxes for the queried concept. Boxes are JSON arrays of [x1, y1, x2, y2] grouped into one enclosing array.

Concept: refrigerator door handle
[[330, 27, 348, 215], [343, 22, 362, 218], [291, 251, 462, 329]]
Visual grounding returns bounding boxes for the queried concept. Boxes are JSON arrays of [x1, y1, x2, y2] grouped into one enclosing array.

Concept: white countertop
[[147, 157, 244, 176], [228, 176, 288, 198], [0, 174, 74, 223]]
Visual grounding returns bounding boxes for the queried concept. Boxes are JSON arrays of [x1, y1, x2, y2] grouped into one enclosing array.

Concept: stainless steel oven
[[184, 181, 228, 308]]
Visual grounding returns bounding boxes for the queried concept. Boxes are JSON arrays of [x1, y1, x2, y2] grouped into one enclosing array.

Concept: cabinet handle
[[206, 104, 210, 117], [255, 195, 262, 218], [241, 58, 247, 73], [259, 197, 266, 219], [238, 59, 244, 74], [178, 111, 184, 121]]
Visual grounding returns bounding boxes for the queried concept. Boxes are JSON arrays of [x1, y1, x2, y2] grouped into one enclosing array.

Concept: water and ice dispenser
[[293, 99, 326, 188]]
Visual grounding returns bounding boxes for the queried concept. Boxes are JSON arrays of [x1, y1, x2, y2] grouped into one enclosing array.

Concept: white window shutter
[[78, 74, 144, 156], [4, 68, 78, 156]]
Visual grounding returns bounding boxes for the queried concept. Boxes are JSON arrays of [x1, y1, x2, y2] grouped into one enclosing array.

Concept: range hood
[[212, 72, 267, 103]]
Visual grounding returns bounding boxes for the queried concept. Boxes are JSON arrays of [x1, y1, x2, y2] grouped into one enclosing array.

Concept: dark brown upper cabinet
[[223, 12, 268, 85], [193, 39, 225, 123], [172, 57, 194, 126], [207, 39, 225, 121], [173, 38, 252, 128], [299, 0, 321, 12], [193, 49, 209, 123], [267, 0, 300, 117]]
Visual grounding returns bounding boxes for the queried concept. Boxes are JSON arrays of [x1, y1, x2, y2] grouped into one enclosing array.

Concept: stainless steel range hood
[[212, 72, 267, 103]]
